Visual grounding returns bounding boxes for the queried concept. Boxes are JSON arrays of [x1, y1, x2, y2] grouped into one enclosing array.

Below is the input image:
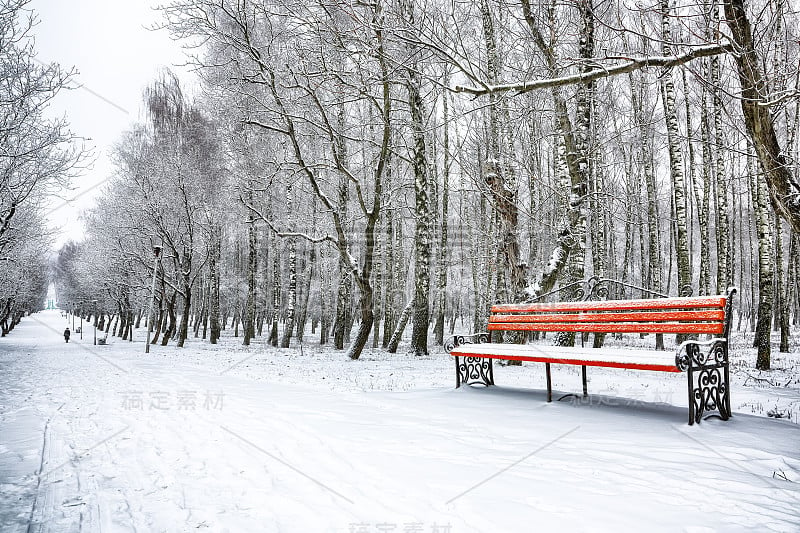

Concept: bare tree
[[0, 0, 86, 257]]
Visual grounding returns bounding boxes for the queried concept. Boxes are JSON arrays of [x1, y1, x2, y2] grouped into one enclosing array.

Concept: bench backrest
[[489, 296, 729, 336]]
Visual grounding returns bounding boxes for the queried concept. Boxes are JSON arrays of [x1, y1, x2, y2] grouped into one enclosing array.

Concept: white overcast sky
[[32, 1, 193, 248]]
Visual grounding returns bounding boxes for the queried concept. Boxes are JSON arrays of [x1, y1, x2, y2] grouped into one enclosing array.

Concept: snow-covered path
[[2, 311, 799, 532]]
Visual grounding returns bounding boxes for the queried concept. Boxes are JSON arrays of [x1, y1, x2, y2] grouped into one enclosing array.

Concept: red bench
[[445, 286, 737, 425]]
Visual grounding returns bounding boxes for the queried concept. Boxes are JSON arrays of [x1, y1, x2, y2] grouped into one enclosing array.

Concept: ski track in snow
[[1, 310, 799, 532]]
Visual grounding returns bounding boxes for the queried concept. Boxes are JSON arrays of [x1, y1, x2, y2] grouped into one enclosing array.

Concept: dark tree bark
[[208, 225, 221, 344], [243, 207, 257, 346]]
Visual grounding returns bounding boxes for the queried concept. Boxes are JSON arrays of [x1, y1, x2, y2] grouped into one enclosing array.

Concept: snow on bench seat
[[450, 343, 682, 373]]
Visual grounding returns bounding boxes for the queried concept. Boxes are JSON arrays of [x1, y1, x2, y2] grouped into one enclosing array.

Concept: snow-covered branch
[[241, 196, 338, 246], [453, 44, 733, 96]]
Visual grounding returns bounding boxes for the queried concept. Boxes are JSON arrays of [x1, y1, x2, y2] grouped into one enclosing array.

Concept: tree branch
[[453, 44, 733, 96], [240, 195, 339, 246]]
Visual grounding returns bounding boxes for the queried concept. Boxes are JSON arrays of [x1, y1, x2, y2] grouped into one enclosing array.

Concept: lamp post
[[79, 303, 83, 340], [72, 304, 75, 331], [92, 299, 98, 345], [145, 244, 162, 354]]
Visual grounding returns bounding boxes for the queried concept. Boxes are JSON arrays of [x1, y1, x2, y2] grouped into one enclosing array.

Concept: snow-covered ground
[[1, 310, 799, 532]]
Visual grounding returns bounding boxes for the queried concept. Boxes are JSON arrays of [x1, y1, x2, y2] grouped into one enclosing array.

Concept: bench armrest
[[444, 332, 490, 353], [675, 337, 728, 371]]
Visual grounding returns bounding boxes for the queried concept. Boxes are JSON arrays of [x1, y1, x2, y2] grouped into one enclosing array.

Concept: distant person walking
[[64, 328, 71, 343]]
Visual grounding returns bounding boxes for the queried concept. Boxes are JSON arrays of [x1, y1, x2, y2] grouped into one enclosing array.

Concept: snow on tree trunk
[[281, 185, 297, 349], [404, 1, 432, 357], [748, 149, 773, 370], [521, 1, 590, 300], [280, 237, 296, 348], [565, 0, 594, 293], [660, 0, 692, 300], [409, 82, 432, 356]]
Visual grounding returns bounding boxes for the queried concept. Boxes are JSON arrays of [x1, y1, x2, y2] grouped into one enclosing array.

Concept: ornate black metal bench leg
[[724, 362, 732, 419], [683, 341, 731, 425], [456, 356, 493, 387]]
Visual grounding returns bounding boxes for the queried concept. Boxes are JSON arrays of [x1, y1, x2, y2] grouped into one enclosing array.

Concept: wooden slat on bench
[[492, 296, 726, 314], [490, 309, 725, 323], [487, 321, 724, 334]]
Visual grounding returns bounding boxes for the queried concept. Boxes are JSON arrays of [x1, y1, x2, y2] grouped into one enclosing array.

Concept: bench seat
[[450, 342, 683, 373]]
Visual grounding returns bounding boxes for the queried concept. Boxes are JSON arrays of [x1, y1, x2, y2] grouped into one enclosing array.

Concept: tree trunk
[[382, 204, 396, 347], [333, 262, 349, 350], [372, 220, 383, 349], [176, 256, 191, 348], [407, 37, 432, 357], [660, 0, 691, 296], [281, 236, 297, 348], [521, 1, 590, 298], [209, 225, 221, 344], [723, 0, 800, 235], [296, 240, 314, 344], [255, 3, 390, 360], [161, 291, 177, 346], [268, 244, 280, 347], [472, 191, 488, 334], [697, 83, 713, 296], [633, 68, 664, 348], [433, 86, 450, 347], [320, 243, 331, 345], [776, 215, 789, 353], [749, 150, 773, 370], [480, 0, 525, 307], [387, 300, 413, 354], [243, 210, 257, 346], [347, 274, 374, 360], [193, 284, 205, 338], [710, 45, 730, 294], [786, 234, 798, 336]]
